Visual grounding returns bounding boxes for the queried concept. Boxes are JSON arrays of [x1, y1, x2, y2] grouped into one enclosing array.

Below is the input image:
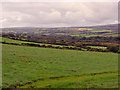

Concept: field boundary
[[1, 42, 116, 53]]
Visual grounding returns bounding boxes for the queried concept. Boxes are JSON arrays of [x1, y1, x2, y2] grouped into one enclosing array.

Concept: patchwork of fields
[[2, 44, 118, 88], [2, 24, 118, 37]]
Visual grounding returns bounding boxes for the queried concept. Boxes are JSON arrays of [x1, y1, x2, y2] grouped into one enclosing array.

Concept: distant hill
[[86, 24, 118, 31], [1, 24, 118, 31]]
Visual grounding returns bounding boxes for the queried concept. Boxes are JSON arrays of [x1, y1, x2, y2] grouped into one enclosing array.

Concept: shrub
[[107, 46, 119, 53]]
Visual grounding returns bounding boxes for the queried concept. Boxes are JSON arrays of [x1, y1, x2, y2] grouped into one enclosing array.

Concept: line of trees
[[2, 41, 120, 53]]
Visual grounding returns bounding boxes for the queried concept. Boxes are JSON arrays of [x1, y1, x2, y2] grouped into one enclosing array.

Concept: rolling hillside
[[2, 44, 118, 88]]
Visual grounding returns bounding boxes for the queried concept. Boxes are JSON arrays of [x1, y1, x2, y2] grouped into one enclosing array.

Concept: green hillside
[[2, 44, 118, 88]]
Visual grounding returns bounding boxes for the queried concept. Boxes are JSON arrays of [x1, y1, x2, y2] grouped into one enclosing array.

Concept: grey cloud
[[1, 2, 118, 27]]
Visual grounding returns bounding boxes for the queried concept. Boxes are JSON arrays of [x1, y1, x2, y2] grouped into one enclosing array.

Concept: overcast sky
[[1, 2, 118, 28]]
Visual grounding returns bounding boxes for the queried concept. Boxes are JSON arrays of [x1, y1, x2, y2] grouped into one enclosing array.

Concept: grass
[[1, 37, 75, 48], [20, 72, 118, 88], [71, 35, 80, 36], [23, 32, 28, 33], [87, 46, 107, 50], [2, 44, 118, 88], [1, 37, 51, 45], [85, 35, 104, 37], [55, 33, 67, 35], [90, 30, 112, 33]]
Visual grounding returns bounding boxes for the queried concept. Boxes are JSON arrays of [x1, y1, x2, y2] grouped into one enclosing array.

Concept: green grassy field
[[90, 30, 112, 33], [87, 46, 107, 50], [2, 44, 118, 88], [1, 37, 51, 45], [71, 35, 80, 36], [1, 37, 75, 48]]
